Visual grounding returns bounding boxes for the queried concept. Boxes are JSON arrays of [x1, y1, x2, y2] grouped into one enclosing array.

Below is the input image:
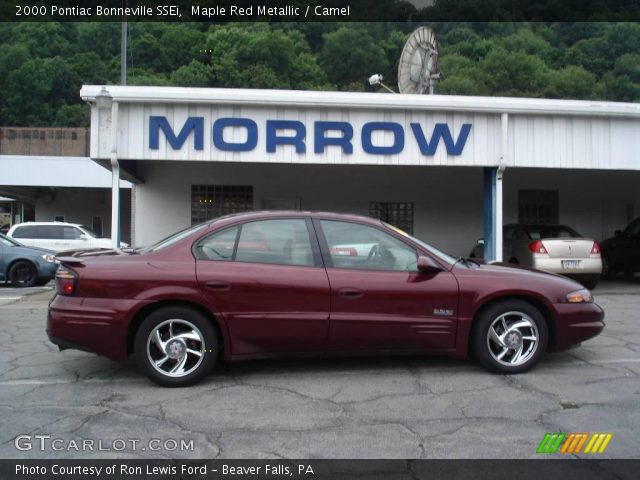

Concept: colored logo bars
[[537, 432, 613, 454], [537, 433, 613, 454]]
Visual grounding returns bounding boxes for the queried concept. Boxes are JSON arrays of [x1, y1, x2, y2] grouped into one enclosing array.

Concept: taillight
[[55, 266, 77, 296], [528, 240, 548, 254], [591, 241, 601, 255]]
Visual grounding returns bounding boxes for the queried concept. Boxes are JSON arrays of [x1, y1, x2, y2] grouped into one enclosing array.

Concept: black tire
[[134, 306, 218, 387], [8, 261, 38, 288], [472, 300, 548, 374], [601, 255, 613, 279], [581, 279, 598, 290]]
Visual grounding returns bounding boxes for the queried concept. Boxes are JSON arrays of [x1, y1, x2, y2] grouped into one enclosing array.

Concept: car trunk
[[541, 238, 594, 258]]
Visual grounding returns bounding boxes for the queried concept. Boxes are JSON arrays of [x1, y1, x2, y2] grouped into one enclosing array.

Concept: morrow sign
[[149, 116, 472, 156]]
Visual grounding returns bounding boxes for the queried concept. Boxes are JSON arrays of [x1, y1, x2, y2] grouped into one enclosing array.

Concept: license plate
[[562, 260, 582, 269]]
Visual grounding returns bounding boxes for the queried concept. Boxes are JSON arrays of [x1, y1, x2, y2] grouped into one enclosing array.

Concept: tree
[[319, 27, 388, 90], [205, 24, 330, 90]]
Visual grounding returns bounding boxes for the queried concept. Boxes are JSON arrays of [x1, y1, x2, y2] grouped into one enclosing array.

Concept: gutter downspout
[[496, 112, 508, 262], [110, 101, 120, 249]]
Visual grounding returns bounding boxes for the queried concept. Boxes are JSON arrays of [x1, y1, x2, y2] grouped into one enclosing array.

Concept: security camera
[[368, 74, 383, 86]]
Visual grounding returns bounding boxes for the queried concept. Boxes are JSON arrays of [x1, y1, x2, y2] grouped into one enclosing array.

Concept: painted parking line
[[0, 357, 639, 386]]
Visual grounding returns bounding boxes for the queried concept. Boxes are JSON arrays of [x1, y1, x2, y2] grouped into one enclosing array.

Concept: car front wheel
[[472, 300, 548, 374], [8, 260, 38, 287], [134, 306, 218, 387]]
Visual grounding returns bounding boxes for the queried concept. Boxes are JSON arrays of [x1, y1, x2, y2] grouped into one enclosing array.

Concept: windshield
[[383, 223, 457, 266], [523, 225, 582, 239], [0, 234, 21, 247], [78, 225, 100, 238], [141, 224, 208, 253]]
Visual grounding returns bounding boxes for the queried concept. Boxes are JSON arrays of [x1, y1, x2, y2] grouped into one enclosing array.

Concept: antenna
[[397, 27, 441, 95]]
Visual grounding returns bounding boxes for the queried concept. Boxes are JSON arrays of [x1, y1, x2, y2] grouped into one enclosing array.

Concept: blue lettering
[[361, 122, 404, 155], [314, 121, 353, 154], [410, 123, 471, 156], [149, 116, 203, 150], [266, 120, 306, 153], [213, 118, 258, 151]]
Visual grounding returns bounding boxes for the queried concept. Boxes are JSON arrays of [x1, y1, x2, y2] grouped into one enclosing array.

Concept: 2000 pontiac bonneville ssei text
[[47, 212, 605, 387]]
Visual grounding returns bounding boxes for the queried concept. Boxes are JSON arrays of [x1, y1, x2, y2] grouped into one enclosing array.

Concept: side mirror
[[614, 230, 622, 238], [477, 238, 485, 245], [417, 255, 441, 273], [79, 234, 88, 240]]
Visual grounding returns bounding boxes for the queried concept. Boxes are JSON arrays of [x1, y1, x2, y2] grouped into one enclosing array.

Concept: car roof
[[209, 211, 385, 226], [11, 221, 82, 227]]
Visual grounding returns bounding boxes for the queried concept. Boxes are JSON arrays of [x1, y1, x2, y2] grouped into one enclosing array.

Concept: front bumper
[[549, 301, 605, 351]]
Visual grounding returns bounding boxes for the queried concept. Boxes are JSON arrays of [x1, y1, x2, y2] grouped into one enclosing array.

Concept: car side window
[[320, 220, 417, 271], [236, 219, 314, 267], [625, 220, 640, 237], [63, 227, 82, 240], [196, 226, 239, 261]]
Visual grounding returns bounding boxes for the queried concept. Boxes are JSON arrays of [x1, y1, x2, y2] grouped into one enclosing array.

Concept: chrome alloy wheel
[[486, 311, 539, 367], [146, 319, 206, 378]]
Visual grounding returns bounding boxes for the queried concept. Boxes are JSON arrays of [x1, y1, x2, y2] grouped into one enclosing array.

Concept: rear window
[[523, 225, 582, 240]]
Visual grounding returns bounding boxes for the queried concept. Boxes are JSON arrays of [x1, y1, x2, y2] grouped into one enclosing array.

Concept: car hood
[[6, 245, 56, 257], [455, 260, 586, 293]]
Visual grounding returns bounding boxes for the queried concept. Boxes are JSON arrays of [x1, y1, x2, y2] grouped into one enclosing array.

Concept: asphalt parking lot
[[0, 281, 639, 460]]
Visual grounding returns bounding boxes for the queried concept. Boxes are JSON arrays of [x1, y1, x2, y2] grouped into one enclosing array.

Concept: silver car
[[470, 224, 602, 289]]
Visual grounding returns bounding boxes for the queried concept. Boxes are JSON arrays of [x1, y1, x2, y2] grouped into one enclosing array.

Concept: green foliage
[[319, 27, 387, 90], [0, 21, 638, 127]]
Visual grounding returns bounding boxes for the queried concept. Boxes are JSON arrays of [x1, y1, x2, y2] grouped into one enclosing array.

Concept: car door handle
[[205, 281, 231, 292], [338, 288, 363, 299]]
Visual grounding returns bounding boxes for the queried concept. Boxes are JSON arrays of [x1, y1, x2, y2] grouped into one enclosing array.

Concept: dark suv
[[600, 218, 640, 278]]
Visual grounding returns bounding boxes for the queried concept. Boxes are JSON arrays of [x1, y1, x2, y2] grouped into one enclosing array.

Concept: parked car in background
[[7, 222, 128, 253], [470, 224, 602, 289], [600, 218, 640, 278], [0, 233, 57, 287], [48, 212, 604, 387]]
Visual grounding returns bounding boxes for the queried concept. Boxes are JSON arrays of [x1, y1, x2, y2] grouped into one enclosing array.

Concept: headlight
[[41, 254, 56, 263], [566, 288, 593, 303]]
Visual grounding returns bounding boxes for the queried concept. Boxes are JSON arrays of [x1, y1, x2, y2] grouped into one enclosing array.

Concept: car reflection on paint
[[48, 212, 604, 387]]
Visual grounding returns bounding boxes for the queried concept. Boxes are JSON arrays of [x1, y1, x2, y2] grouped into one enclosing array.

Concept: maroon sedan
[[48, 212, 604, 387]]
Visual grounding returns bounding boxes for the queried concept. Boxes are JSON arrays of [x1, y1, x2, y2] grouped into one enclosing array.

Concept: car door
[[0, 239, 5, 281], [195, 218, 330, 355], [315, 219, 459, 352], [616, 219, 640, 269]]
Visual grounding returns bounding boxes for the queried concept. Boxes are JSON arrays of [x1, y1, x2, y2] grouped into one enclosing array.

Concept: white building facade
[[80, 85, 640, 258]]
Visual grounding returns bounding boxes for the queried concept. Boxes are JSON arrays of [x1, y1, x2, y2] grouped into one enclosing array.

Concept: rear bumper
[[549, 301, 605, 351], [47, 294, 147, 361], [533, 256, 602, 275]]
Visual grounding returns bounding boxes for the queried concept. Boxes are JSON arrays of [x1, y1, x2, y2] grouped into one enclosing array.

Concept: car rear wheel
[[134, 306, 218, 387], [8, 261, 38, 287], [472, 300, 548, 374]]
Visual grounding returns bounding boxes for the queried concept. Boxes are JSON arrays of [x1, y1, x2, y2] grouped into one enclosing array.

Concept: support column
[[110, 101, 120, 249], [483, 167, 499, 261], [483, 112, 508, 262]]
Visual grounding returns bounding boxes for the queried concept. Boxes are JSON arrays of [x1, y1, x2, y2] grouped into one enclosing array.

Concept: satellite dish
[[398, 27, 440, 95]]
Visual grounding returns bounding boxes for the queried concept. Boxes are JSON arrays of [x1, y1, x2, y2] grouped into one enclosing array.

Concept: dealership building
[[80, 85, 640, 260]]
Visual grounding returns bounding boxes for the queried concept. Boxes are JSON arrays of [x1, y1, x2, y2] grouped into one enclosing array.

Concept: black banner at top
[[3, 0, 640, 22]]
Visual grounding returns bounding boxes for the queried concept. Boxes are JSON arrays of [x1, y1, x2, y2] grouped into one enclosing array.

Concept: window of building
[[518, 190, 559, 225], [369, 202, 414, 234], [191, 185, 253, 225]]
